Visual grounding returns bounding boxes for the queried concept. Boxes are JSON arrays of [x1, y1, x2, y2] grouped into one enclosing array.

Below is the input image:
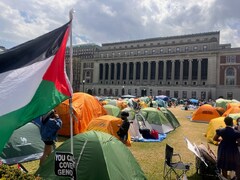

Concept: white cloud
[[100, 4, 116, 17], [0, 0, 240, 48]]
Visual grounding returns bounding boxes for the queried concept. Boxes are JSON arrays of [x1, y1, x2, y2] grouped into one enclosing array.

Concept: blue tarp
[[132, 133, 167, 142]]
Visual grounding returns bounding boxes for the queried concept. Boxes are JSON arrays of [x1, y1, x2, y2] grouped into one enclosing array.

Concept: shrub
[[0, 164, 40, 180]]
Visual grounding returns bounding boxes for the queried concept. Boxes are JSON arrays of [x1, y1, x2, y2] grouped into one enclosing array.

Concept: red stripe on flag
[[43, 26, 71, 96]]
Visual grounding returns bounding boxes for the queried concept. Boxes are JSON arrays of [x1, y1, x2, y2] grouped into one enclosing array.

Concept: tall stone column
[[126, 62, 129, 84], [108, 63, 111, 82], [198, 59, 201, 84], [171, 60, 175, 82], [103, 63, 105, 81], [114, 63, 117, 82], [120, 62, 123, 82], [155, 60, 158, 84], [180, 60, 183, 84], [188, 60, 192, 85], [140, 61, 143, 84], [163, 60, 166, 85], [133, 61, 136, 82], [148, 61, 151, 83]]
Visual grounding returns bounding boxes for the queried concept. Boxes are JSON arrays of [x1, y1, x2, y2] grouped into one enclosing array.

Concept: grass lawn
[[21, 105, 219, 179]]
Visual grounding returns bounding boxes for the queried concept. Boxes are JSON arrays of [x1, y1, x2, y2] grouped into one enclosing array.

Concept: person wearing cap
[[117, 111, 130, 144]]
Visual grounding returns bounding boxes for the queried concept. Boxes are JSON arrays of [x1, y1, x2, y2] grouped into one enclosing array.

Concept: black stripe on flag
[[0, 21, 70, 74]]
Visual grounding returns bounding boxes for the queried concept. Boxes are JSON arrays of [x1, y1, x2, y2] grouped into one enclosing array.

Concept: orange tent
[[214, 107, 225, 116], [86, 115, 131, 146], [226, 103, 240, 110], [55, 92, 107, 136], [222, 106, 240, 117], [191, 104, 220, 123]]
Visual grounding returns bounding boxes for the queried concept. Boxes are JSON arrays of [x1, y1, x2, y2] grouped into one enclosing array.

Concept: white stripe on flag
[[0, 56, 54, 116]]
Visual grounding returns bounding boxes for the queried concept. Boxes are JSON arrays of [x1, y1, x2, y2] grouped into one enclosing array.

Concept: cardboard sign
[[55, 152, 76, 178]]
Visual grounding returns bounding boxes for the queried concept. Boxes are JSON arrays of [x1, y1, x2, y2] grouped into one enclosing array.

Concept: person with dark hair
[[117, 111, 130, 144], [213, 116, 240, 179], [39, 110, 62, 166]]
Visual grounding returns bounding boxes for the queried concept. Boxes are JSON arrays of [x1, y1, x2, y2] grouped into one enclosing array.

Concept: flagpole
[[69, 9, 74, 155]]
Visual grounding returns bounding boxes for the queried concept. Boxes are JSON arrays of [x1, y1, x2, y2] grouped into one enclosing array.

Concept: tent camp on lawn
[[35, 131, 146, 180]]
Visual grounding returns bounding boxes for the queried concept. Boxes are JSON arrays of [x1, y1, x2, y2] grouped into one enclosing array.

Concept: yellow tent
[[206, 117, 237, 145], [55, 92, 107, 136], [205, 117, 226, 145], [86, 115, 131, 146]]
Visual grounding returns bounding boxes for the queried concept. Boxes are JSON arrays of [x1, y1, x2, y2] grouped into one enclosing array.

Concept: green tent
[[140, 107, 174, 134], [216, 98, 236, 110], [160, 107, 180, 129], [0, 122, 44, 165], [35, 131, 146, 180], [103, 104, 121, 117]]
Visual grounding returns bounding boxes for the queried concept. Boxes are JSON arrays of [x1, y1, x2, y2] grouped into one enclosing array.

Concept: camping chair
[[163, 144, 191, 180]]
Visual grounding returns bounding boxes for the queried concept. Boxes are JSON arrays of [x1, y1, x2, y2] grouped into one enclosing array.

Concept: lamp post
[[82, 80, 85, 92]]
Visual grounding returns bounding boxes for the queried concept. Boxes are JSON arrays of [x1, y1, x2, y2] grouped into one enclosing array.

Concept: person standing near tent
[[39, 110, 62, 166], [213, 116, 240, 179], [117, 111, 130, 144], [234, 117, 240, 152]]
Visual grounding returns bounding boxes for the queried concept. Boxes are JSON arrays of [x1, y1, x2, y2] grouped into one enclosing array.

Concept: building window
[[227, 92, 233, 100], [118, 52, 121, 56], [174, 91, 178, 98], [130, 51, 134, 56], [152, 49, 156, 54], [166, 90, 170, 96], [138, 50, 141, 55], [176, 47, 180, 52], [160, 49, 164, 54], [124, 52, 127, 56], [112, 52, 115, 57], [203, 45, 207, 51], [144, 50, 148, 55], [192, 91, 196, 98], [182, 91, 187, 98], [100, 53, 104, 58], [168, 48, 172, 53], [194, 46, 198, 50], [226, 55, 236, 63], [225, 67, 235, 85], [115, 89, 118, 96], [185, 46, 189, 52]]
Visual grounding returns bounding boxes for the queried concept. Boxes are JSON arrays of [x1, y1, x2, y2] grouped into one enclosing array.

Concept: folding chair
[[163, 144, 191, 180]]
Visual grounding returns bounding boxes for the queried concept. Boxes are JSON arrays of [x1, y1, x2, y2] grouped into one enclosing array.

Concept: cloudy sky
[[1, 0, 240, 49]]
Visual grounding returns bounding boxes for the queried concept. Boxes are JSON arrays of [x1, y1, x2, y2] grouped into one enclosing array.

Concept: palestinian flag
[[0, 21, 72, 153]]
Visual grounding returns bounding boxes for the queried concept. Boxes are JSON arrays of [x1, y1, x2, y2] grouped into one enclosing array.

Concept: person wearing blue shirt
[[39, 110, 62, 166]]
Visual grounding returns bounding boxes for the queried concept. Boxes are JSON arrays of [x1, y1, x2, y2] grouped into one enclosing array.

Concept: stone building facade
[[66, 31, 240, 100]]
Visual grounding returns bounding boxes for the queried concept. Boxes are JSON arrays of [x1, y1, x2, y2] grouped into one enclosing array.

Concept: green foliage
[[0, 164, 40, 180]]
